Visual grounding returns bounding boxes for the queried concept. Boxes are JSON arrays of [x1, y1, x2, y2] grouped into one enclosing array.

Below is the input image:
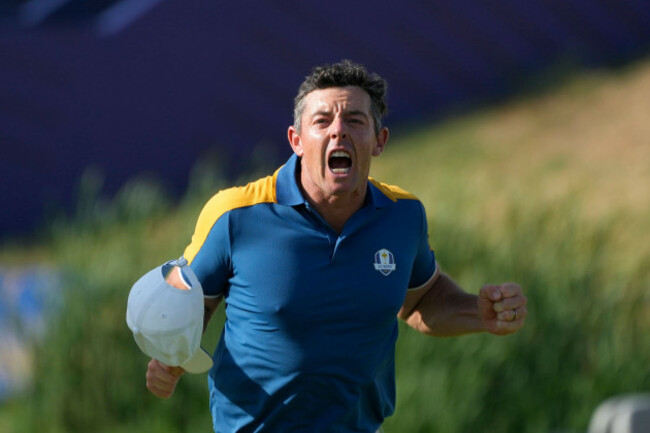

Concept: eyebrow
[[311, 109, 369, 118], [345, 110, 370, 118]]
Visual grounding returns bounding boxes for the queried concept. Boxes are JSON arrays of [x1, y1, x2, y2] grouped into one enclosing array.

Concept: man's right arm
[[145, 267, 221, 399], [203, 296, 221, 333], [165, 266, 222, 332]]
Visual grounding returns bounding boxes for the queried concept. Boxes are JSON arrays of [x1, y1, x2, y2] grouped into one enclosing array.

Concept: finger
[[146, 371, 179, 398], [497, 309, 515, 322], [496, 320, 521, 334], [496, 306, 527, 322], [147, 360, 171, 379], [479, 284, 502, 302], [147, 359, 184, 386], [147, 370, 178, 387], [149, 359, 185, 379], [497, 283, 523, 299], [496, 307, 527, 332], [167, 366, 186, 377], [146, 375, 173, 393], [493, 294, 527, 313], [147, 382, 175, 399]]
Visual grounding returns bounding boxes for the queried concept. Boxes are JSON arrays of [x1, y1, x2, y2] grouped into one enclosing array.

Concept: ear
[[372, 127, 389, 157], [287, 126, 304, 157]]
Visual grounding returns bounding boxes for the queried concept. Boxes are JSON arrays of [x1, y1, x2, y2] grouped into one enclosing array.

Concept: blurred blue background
[[0, 266, 61, 400]]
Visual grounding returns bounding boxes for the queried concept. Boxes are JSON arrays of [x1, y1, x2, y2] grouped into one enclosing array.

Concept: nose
[[330, 117, 348, 140]]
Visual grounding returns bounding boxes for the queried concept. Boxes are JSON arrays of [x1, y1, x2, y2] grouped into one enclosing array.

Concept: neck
[[308, 189, 366, 234], [297, 174, 367, 234]]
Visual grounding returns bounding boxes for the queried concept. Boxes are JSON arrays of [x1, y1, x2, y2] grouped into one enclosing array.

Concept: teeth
[[329, 150, 352, 174]]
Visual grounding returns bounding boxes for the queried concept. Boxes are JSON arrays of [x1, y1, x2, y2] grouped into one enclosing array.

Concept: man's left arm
[[398, 272, 527, 336]]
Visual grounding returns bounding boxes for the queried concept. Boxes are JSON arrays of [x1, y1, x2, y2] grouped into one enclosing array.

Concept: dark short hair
[[293, 60, 388, 135]]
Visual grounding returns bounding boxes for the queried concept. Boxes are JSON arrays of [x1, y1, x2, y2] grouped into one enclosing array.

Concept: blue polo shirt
[[184, 154, 437, 433]]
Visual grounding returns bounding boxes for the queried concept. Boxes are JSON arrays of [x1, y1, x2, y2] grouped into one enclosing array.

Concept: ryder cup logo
[[374, 249, 396, 276]]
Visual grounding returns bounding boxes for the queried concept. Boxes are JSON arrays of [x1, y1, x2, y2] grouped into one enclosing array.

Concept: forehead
[[302, 86, 372, 115]]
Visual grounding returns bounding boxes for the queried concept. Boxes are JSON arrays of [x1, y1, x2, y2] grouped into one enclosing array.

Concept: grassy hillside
[[1, 59, 649, 433]]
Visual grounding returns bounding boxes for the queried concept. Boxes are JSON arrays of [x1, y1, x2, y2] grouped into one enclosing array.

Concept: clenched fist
[[478, 283, 527, 335], [146, 358, 185, 399]]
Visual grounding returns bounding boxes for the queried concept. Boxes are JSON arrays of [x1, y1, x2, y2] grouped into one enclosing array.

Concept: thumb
[[154, 359, 185, 378], [479, 284, 502, 302], [167, 366, 186, 378]]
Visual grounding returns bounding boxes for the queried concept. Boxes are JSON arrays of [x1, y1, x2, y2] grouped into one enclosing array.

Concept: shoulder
[[367, 178, 429, 232], [368, 177, 420, 202], [184, 174, 278, 263], [199, 173, 278, 223], [192, 174, 277, 239]]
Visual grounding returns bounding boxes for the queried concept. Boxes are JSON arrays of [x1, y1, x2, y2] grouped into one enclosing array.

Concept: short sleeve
[[182, 195, 232, 298], [408, 201, 438, 290]]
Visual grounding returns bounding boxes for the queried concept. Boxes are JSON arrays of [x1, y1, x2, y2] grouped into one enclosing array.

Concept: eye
[[313, 117, 331, 127]]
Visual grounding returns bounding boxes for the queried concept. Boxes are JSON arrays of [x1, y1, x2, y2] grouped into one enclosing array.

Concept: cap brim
[[181, 347, 213, 374]]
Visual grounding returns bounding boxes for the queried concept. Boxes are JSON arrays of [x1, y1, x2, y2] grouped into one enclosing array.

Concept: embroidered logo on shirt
[[374, 249, 396, 276]]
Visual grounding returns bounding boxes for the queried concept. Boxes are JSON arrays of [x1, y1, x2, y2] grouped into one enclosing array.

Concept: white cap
[[126, 258, 213, 374]]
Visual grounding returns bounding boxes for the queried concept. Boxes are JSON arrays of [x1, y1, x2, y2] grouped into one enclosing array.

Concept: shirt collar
[[275, 154, 307, 206], [367, 180, 395, 209], [275, 153, 394, 209]]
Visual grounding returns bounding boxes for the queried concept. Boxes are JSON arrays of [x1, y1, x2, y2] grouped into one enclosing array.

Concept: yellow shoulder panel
[[184, 172, 277, 262], [368, 177, 419, 202]]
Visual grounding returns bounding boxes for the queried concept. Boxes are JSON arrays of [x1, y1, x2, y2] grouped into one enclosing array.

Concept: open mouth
[[328, 151, 352, 174]]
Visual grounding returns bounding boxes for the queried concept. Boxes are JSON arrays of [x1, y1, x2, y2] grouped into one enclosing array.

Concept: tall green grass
[[1, 63, 649, 433]]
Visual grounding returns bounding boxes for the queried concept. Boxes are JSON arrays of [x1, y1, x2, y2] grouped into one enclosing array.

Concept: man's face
[[288, 86, 389, 204]]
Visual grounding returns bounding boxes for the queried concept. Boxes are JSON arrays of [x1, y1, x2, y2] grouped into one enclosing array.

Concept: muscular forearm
[[203, 297, 220, 333], [404, 273, 486, 337]]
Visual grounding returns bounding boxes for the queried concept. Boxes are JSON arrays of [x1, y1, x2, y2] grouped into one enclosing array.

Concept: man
[[144, 60, 527, 432]]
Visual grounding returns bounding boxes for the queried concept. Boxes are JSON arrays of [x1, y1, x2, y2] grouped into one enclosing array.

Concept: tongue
[[329, 157, 351, 169]]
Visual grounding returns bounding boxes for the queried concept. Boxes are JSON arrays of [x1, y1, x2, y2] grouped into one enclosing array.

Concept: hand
[[146, 358, 185, 398], [478, 283, 527, 335]]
